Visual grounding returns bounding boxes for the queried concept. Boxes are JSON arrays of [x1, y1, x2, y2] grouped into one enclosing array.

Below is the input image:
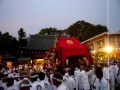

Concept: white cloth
[[112, 65, 117, 79], [92, 75, 99, 90], [109, 65, 115, 90], [117, 68, 120, 84], [74, 77, 78, 90], [30, 80, 50, 90], [63, 74, 69, 90], [78, 70, 90, 90], [67, 76, 76, 90], [86, 69, 94, 86], [7, 85, 19, 90], [103, 67, 110, 80], [0, 80, 7, 90], [74, 69, 80, 90], [49, 74, 57, 90], [117, 75, 120, 84], [39, 80, 50, 90], [8, 73, 14, 78], [94, 77, 109, 90], [74, 68, 80, 78], [49, 83, 57, 90], [13, 80, 20, 89], [30, 81, 43, 90], [57, 83, 67, 90], [114, 65, 119, 79]]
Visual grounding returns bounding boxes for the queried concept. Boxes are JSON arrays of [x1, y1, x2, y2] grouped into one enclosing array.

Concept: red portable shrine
[[56, 37, 93, 67]]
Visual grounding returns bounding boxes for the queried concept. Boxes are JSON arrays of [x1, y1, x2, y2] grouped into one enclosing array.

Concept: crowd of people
[[0, 60, 120, 90]]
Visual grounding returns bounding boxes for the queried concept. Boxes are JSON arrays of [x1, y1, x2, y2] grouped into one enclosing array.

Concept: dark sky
[[0, 0, 120, 37]]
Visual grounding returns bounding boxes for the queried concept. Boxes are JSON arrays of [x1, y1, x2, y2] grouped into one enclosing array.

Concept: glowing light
[[93, 50, 96, 54], [30, 60, 32, 64], [7, 62, 12, 68], [104, 46, 113, 53]]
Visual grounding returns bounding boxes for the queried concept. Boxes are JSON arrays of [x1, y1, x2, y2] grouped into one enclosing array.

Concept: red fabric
[[56, 37, 93, 67]]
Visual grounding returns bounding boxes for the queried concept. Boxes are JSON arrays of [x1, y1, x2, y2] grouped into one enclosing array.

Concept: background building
[[81, 32, 120, 62], [18, 35, 55, 66]]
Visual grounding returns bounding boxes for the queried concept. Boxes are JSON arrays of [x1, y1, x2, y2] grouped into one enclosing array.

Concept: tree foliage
[[0, 31, 2, 36], [38, 21, 107, 42], [18, 28, 27, 47], [39, 27, 58, 35], [0, 32, 18, 56], [18, 28, 26, 39], [65, 20, 108, 42]]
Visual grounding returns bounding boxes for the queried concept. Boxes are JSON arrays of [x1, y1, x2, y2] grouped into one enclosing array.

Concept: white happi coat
[[86, 69, 94, 87], [109, 65, 115, 90], [0, 80, 7, 90], [30, 81, 41, 90], [111, 64, 117, 81], [57, 83, 67, 90], [30, 80, 49, 90], [74, 68, 80, 90], [102, 67, 110, 80], [67, 75, 76, 90], [63, 74, 69, 90], [7, 85, 19, 90], [92, 75, 99, 90], [78, 70, 90, 90], [114, 65, 120, 84], [117, 74, 120, 84], [116, 68, 120, 84], [74, 68, 80, 78], [95, 77, 109, 90], [49, 74, 57, 90]]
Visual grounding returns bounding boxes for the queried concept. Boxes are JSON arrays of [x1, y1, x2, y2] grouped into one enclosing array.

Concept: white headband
[[53, 77, 63, 82], [20, 84, 31, 87], [31, 75, 38, 78]]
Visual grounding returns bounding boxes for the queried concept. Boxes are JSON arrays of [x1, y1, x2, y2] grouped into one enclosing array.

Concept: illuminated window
[[117, 36, 120, 47], [117, 41, 120, 47], [97, 39, 105, 49], [110, 37, 115, 46], [88, 43, 94, 50]]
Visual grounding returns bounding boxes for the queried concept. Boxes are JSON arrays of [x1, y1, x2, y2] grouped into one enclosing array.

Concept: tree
[[65, 20, 93, 41], [57, 30, 64, 35], [0, 32, 18, 56], [39, 27, 58, 35], [18, 28, 27, 47], [0, 31, 2, 36], [65, 20, 108, 42], [0, 32, 12, 52], [18, 28, 26, 39], [10, 37, 19, 56]]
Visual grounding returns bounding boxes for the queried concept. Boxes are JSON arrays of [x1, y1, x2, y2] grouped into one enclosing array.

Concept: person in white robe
[[20, 78, 31, 90], [95, 69, 109, 90], [86, 65, 95, 90], [52, 72, 67, 90], [0, 73, 7, 90], [30, 71, 50, 90], [7, 77, 19, 90], [78, 65, 90, 90], [67, 69, 76, 90], [115, 62, 120, 90], [102, 62, 110, 82], [109, 64, 115, 90]]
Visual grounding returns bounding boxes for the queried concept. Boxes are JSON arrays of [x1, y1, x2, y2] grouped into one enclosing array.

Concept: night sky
[[0, 0, 120, 37]]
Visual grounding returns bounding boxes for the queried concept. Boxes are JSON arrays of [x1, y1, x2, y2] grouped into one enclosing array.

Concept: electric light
[[104, 46, 113, 53], [93, 50, 96, 54]]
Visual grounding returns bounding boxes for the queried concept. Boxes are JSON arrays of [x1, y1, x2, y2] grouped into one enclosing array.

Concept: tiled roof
[[22, 35, 55, 50]]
